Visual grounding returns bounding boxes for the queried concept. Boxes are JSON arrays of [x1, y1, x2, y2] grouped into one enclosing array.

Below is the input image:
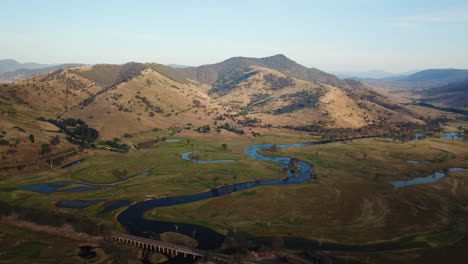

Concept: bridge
[[110, 232, 206, 259], [110, 232, 260, 263]]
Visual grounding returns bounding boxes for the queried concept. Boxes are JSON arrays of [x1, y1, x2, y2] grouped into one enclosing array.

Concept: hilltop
[[179, 54, 345, 89]]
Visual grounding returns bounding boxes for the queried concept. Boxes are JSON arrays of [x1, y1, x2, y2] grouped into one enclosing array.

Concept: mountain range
[[332, 70, 419, 79], [0, 59, 52, 73], [0, 55, 432, 145], [0, 59, 84, 82], [359, 68, 468, 109]]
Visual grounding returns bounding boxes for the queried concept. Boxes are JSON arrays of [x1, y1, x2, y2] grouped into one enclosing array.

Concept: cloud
[[388, 9, 468, 28]]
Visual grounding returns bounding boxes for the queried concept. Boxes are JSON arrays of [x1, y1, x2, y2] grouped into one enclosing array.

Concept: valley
[[0, 55, 467, 264]]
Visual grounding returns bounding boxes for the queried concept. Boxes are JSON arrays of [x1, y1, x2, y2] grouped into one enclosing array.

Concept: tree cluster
[[43, 118, 99, 147]]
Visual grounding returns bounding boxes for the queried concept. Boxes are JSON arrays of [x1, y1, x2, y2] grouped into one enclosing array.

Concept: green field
[[1, 127, 467, 262], [0, 223, 88, 263]]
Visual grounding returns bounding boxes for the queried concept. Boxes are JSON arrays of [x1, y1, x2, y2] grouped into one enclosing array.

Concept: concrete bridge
[[110, 232, 261, 263], [110, 232, 206, 259]]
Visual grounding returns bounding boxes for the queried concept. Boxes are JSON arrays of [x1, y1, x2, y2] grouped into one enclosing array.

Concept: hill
[[0, 55, 433, 141], [418, 79, 468, 109], [178, 54, 345, 91]]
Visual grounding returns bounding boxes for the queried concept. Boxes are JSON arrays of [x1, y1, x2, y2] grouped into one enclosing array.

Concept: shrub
[[50, 135, 60, 145], [195, 125, 210, 133]]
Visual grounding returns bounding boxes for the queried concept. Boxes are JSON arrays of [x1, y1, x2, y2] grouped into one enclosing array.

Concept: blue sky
[[1, 0, 467, 72]]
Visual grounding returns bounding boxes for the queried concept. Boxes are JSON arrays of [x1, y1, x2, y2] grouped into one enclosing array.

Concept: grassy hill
[[179, 54, 345, 90], [0, 55, 436, 141]]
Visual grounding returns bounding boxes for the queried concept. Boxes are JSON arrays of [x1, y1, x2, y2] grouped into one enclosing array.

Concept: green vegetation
[[195, 124, 211, 133], [435, 152, 456, 163], [0, 121, 467, 260], [44, 118, 99, 146], [216, 122, 244, 134], [4, 241, 49, 258], [98, 138, 130, 152]]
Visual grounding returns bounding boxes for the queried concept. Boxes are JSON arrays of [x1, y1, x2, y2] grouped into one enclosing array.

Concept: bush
[[0, 200, 13, 216], [50, 135, 60, 145], [40, 144, 52, 155], [216, 123, 244, 134], [436, 152, 456, 163], [195, 125, 210, 133], [221, 143, 228, 151], [122, 133, 133, 138]]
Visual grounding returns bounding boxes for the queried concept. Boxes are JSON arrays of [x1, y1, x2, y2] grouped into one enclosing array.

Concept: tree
[[50, 135, 60, 145], [221, 143, 228, 151], [28, 134, 35, 143], [0, 200, 12, 217], [270, 144, 278, 152], [192, 99, 202, 108], [40, 144, 52, 156], [212, 176, 220, 187]]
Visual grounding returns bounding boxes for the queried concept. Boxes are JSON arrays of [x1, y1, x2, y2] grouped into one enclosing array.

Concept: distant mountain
[[178, 54, 345, 91], [363, 68, 468, 91], [0, 59, 53, 73], [167, 64, 191, 69], [333, 70, 418, 79], [0, 64, 85, 82], [396, 69, 468, 84]]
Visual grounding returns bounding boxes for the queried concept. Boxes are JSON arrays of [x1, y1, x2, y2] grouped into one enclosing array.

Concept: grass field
[[1, 127, 467, 256], [143, 136, 468, 246], [0, 223, 91, 263]]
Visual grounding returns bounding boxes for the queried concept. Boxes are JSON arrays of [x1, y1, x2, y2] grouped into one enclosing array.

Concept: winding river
[[117, 138, 468, 253], [117, 143, 314, 250]]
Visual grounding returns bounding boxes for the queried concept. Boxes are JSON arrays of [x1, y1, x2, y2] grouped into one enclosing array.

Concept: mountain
[[364, 68, 468, 91], [0, 64, 85, 82], [167, 64, 192, 68], [178, 54, 346, 90], [0, 59, 52, 73], [396, 69, 468, 83], [0, 55, 427, 140], [333, 70, 418, 79]]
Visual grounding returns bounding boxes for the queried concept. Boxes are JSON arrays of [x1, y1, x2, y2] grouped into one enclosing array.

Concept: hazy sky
[[1, 0, 467, 72]]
